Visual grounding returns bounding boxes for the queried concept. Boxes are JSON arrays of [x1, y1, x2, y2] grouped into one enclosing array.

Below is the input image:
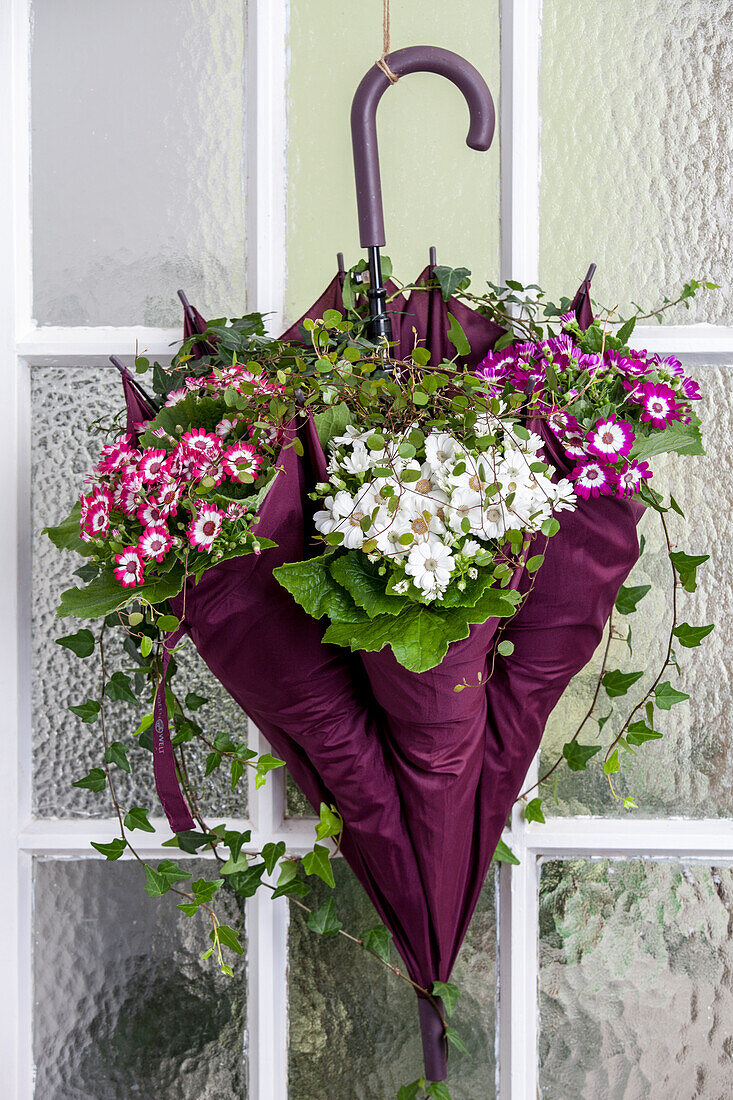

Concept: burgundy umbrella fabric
[[136, 271, 640, 1081]]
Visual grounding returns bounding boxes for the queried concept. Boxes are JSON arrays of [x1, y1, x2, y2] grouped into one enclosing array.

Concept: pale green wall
[[285, 0, 501, 323]]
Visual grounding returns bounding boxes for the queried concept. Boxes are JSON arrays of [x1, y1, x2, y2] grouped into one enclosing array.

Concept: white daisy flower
[[404, 538, 455, 594]]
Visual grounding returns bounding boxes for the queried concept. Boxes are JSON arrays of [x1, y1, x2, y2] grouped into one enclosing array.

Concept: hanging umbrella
[[128, 48, 643, 1084]]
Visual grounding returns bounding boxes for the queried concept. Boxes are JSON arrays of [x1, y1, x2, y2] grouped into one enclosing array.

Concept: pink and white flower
[[96, 438, 137, 475], [137, 498, 168, 527], [570, 460, 615, 499], [586, 416, 635, 461], [83, 498, 110, 537], [225, 503, 247, 521], [615, 460, 652, 498], [138, 524, 172, 562], [188, 504, 224, 552], [114, 546, 144, 587], [182, 429, 221, 458], [153, 479, 183, 516], [164, 388, 188, 407], [223, 442, 263, 481], [634, 382, 682, 428], [138, 448, 167, 483]]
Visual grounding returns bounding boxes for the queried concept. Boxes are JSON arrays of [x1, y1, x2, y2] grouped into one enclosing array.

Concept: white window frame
[[3, 1, 733, 1096]]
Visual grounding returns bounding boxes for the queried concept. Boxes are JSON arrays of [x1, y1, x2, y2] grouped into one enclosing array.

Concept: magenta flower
[[223, 442, 263, 482], [615, 460, 652, 498], [570, 460, 615, 499], [114, 546, 144, 588], [138, 524, 172, 562], [546, 409, 581, 437], [635, 382, 682, 428], [586, 416, 635, 461], [188, 504, 224, 552], [681, 376, 702, 401], [138, 448, 167, 483], [82, 498, 110, 538]]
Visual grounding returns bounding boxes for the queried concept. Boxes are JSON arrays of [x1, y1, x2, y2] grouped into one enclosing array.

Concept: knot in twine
[[376, 0, 399, 84]]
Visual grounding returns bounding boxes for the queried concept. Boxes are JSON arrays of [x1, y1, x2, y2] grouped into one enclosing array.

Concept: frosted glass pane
[[33, 858, 245, 1099], [540, 859, 733, 1097], [286, 772, 313, 818], [540, 0, 733, 324], [286, 0, 501, 325], [539, 363, 728, 817], [32, 366, 249, 818], [31, 0, 247, 326], [288, 859, 498, 1097]]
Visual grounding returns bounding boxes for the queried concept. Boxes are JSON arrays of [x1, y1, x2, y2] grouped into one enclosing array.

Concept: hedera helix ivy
[[46, 263, 715, 1100]]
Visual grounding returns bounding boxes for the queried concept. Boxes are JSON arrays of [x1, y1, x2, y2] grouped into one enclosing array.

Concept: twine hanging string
[[376, 0, 400, 84]]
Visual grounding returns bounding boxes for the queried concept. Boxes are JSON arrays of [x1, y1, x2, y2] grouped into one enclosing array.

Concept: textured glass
[[30, 0, 247, 326], [286, 771, 314, 818], [286, 0, 501, 325], [33, 857, 245, 1099], [539, 363, 728, 817], [288, 859, 498, 1098], [539, 859, 733, 1097], [32, 366, 249, 818], [540, 0, 733, 324]]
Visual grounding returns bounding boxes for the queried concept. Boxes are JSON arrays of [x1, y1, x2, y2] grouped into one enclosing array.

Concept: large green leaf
[[328, 554, 407, 618], [273, 553, 368, 624], [629, 419, 704, 460], [57, 568, 185, 620], [44, 501, 93, 557], [313, 402, 353, 448], [138, 394, 225, 447]]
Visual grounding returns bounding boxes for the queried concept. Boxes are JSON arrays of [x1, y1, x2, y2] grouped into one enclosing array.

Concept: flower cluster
[[314, 420, 576, 603], [475, 322, 702, 501], [79, 362, 283, 589]]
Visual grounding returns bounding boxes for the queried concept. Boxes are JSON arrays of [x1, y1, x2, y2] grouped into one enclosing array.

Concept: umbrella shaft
[[366, 245, 394, 346]]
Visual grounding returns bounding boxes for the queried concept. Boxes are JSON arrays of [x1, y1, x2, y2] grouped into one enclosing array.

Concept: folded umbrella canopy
[[136, 48, 643, 1083]]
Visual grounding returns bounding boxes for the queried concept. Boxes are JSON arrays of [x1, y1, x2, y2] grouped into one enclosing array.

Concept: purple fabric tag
[[151, 628, 196, 833]]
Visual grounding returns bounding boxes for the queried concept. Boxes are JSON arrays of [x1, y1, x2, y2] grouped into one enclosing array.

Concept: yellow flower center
[[415, 479, 432, 494], [411, 518, 429, 535]]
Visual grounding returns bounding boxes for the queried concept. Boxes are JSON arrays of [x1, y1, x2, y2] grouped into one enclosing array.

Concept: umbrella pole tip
[[585, 262, 597, 284], [177, 288, 190, 309], [429, 245, 437, 269], [417, 995, 448, 1082], [336, 251, 345, 273]]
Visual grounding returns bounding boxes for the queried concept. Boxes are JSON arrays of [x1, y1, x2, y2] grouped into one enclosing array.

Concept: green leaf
[[629, 419, 704, 460], [315, 802, 343, 841], [301, 843, 335, 888], [274, 553, 369, 625], [103, 671, 138, 704], [541, 517, 560, 537], [431, 980, 461, 1017], [157, 614, 180, 633], [497, 639, 515, 657], [446, 312, 471, 357], [563, 742, 602, 771], [524, 797, 545, 824], [411, 346, 431, 366], [492, 837, 520, 865], [445, 1027, 469, 1055], [526, 554, 545, 573], [140, 636, 153, 658], [56, 629, 96, 658], [144, 860, 192, 897], [70, 699, 101, 723], [397, 1080, 424, 1100], [255, 752, 286, 789], [602, 669, 644, 697], [313, 402, 353, 448], [104, 741, 131, 773], [90, 837, 126, 860], [616, 315, 637, 345], [669, 495, 685, 518], [672, 622, 714, 648], [328, 553, 407, 618], [215, 924, 245, 955], [306, 897, 343, 936], [185, 691, 208, 711], [44, 501, 93, 556], [669, 551, 709, 593], [654, 681, 690, 710], [615, 584, 651, 615], [72, 767, 106, 792], [227, 863, 268, 898], [361, 923, 392, 962], [124, 806, 155, 833], [432, 265, 471, 301], [262, 840, 287, 874], [58, 568, 185, 620], [604, 748, 620, 775], [626, 720, 663, 746]]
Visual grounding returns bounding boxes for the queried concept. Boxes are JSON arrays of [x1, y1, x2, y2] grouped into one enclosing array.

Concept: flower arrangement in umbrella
[[45, 45, 714, 1095]]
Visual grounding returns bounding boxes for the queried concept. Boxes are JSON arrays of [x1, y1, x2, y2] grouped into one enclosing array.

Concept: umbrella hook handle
[[350, 45, 495, 344]]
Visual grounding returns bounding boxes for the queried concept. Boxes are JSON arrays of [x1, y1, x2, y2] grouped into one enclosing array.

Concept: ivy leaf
[[433, 265, 471, 301], [124, 806, 155, 833], [214, 924, 244, 955], [672, 622, 714, 648], [626, 720, 663, 746], [306, 897, 343, 936], [445, 1027, 469, 1055], [669, 551, 709, 593], [615, 584, 651, 615], [563, 742, 602, 771], [227, 863, 267, 898], [90, 837, 126, 860], [185, 691, 208, 711], [70, 699, 101, 724], [431, 980, 461, 1017], [223, 829, 251, 863], [301, 843, 335, 888], [397, 1080, 424, 1100], [255, 753, 286, 789], [271, 859, 302, 899], [262, 841, 287, 875], [56, 629, 96, 658], [492, 837, 519, 865], [616, 315, 637, 345], [654, 681, 690, 710], [426, 1082, 452, 1099], [361, 924, 393, 962], [603, 748, 620, 775], [192, 878, 224, 904], [447, 312, 471, 357], [602, 669, 644, 697], [315, 802, 343, 841], [144, 859, 192, 897], [104, 741, 131, 773], [524, 797, 545, 824], [103, 672, 138, 704], [72, 767, 106, 792]]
